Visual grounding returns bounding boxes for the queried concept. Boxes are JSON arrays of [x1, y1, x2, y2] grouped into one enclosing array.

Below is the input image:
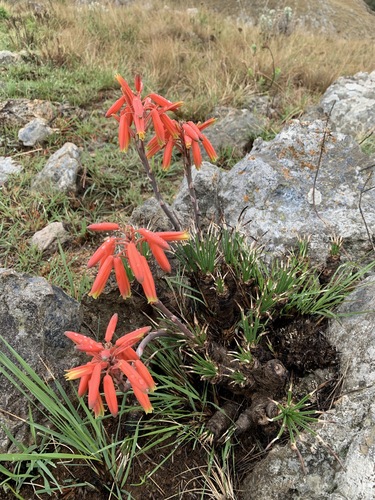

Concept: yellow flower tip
[[88, 291, 100, 299], [147, 295, 159, 304], [137, 131, 146, 141]]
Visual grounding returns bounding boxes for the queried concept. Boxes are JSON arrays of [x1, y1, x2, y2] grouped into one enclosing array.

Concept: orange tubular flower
[[126, 241, 145, 283], [105, 95, 127, 118], [162, 136, 174, 170], [119, 113, 131, 151], [117, 360, 150, 393], [103, 374, 118, 417], [201, 136, 218, 162], [134, 359, 156, 392], [105, 313, 118, 343], [132, 386, 153, 413], [137, 228, 170, 250], [192, 140, 202, 169], [115, 326, 151, 348], [87, 223, 188, 301], [65, 317, 156, 417], [150, 108, 165, 146], [160, 113, 180, 139], [155, 231, 190, 242], [140, 256, 158, 304], [148, 243, 171, 273], [113, 257, 131, 299], [88, 223, 120, 232], [87, 238, 116, 269], [88, 362, 102, 408], [88, 255, 114, 299]]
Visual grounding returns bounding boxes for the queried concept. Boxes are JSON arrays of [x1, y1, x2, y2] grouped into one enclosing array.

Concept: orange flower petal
[[88, 223, 120, 232], [115, 326, 151, 348], [148, 93, 172, 107], [134, 359, 156, 392], [93, 393, 105, 418], [113, 256, 131, 299], [149, 242, 171, 273], [105, 95, 126, 118], [132, 386, 153, 413], [119, 112, 131, 151], [155, 231, 190, 242], [191, 140, 202, 169], [78, 374, 90, 397], [197, 117, 216, 131], [183, 123, 200, 142], [89, 255, 114, 299], [134, 74, 143, 94], [140, 256, 158, 303], [202, 135, 218, 162], [126, 241, 144, 283], [115, 346, 140, 361], [115, 74, 134, 107], [160, 113, 180, 139], [103, 374, 118, 417], [162, 136, 174, 170], [87, 238, 116, 269], [150, 108, 165, 146], [117, 360, 149, 393], [105, 313, 118, 343], [137, 228, 170, 250], [65, 362, 95, 381], [88, 362, 102, 409]]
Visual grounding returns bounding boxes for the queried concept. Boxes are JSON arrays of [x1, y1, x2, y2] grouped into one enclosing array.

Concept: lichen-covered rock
[[239, 276, 375, 500], [0, 99, 57, 128], [18, 117, 54, 146], [0, 50, 21, 66], [318, 70, 375, 139], [31, 142, 82, 193], [0, 156, 23, 185], [173, 119, 374, 262], [0, 268, 82, 452]]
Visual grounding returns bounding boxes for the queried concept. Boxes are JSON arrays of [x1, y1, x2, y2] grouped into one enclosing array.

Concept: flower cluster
[[87, 222, 189, 303], [106, 74, 218, 169], [65, 314, 155, 417]]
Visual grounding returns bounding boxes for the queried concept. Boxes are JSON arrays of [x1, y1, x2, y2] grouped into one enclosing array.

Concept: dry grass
[[2, 0, 374, 119]]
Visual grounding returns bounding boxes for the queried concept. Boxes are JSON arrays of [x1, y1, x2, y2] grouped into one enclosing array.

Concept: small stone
[[18, 118, 54, 146], [0, 50, 20, 66], [0, 156, 23, 185], [30, 221, 70, 252], [31, 142, 82, 194]]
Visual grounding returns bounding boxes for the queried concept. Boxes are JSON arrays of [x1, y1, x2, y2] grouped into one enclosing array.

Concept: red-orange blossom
[[65, 314, 155, 416]]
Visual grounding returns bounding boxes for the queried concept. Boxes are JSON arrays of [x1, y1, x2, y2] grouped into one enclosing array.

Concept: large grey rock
[[30, 221, 70, 252], [0, 268, 82, 452], [31, 142, 82, 193], [239, 276, 375, 500], [310, 71, 375, 140], [173, 119, 375, 262], [18, 117, 54, 146], [0, 99, 56, 128], [0, 156, 23, 185]]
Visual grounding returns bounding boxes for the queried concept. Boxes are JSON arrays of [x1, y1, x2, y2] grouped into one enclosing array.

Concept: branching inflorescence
[[65, 74, 215, 417]]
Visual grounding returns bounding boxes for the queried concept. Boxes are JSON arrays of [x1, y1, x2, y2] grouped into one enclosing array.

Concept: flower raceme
[[65, 314, 155, 417], [105, 74, 217, 169], [87, 223, 189, 303]]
